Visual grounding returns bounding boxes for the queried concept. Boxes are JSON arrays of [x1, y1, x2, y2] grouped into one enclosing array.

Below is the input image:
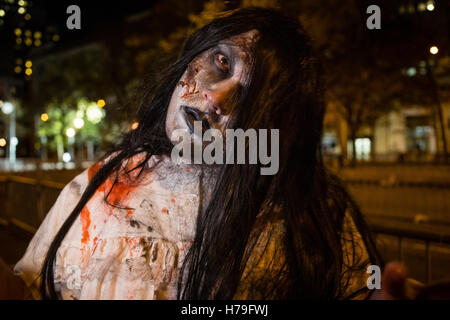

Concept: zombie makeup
[[165, 29, 260, 146]]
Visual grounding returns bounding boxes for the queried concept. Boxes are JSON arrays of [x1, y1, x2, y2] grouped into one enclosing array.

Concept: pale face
[[165, 29, 260, 144]]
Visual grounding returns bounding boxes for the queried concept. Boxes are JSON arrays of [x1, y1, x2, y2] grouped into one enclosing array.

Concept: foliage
[[37, 98, 105, 159]]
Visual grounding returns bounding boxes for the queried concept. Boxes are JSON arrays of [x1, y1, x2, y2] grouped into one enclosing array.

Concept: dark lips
[[181, 105, 211, 133]]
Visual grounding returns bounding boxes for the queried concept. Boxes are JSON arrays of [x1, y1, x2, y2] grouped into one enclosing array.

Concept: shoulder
[[340, 210, 373, 299], [234, 212, 287, 299]]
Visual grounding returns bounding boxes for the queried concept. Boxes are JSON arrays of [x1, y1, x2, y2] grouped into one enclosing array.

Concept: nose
[[202, 85, 234, 116]]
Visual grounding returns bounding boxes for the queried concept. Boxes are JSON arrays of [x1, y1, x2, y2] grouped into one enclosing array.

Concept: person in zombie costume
[[13, 7, 405, 300]]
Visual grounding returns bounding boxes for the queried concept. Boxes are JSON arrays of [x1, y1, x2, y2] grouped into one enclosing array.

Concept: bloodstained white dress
[[14, 152, 371, 300], [14, 152, 215, 299]]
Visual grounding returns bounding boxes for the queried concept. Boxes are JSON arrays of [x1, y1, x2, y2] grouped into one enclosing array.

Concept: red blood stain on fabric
[[98, 156, 146, 218], [128, 238, 137, 257], [161, 208, 168, 214], [80, 206, 91, 244], [88, 160, 102, 181], [82, 156, 150, 245], [92, 237, 100, 255], [170, 198, 175, 203], [125, 208, 133, 219]]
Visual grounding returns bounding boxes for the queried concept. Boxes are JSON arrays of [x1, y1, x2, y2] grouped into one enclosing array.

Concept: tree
[[37, 98, 105, 161]]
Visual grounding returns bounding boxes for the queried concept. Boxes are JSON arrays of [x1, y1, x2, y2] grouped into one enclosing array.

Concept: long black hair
[[41, 7, 383, 300]]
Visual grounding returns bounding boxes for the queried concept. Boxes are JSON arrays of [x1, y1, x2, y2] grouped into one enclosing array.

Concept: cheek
[[165, 83, 184, 137]]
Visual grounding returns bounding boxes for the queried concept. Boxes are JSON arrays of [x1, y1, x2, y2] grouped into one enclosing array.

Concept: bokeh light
[[62, 152, 72, 163], [2, 101, 14, 114], [74, 118, 85, 129], [66, 128, 75, 138], [11, 137, 18, 146], [86, 104, 105, 124], [430, 46, 439, 54], [97, 99, 106, 108]]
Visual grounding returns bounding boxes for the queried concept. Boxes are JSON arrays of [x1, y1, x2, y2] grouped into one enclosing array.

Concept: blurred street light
[[2, 101, 14, 114], [406, 67, 417, 76], [131, 122, 139, 130], [66, 128, 76, 162], [0, 138, 6, 147], [430, 46, 439, 55], [1, 101, 17, 165], [426, 3, 435, 11], [66, 128, 75, 138], [86, 104, 104, 124], [41, 113, 48, 122], [74, 118, 84, 129], [11, 137, 18, 146], [97, 99, 106, 108], [62, 152, 71, 163]]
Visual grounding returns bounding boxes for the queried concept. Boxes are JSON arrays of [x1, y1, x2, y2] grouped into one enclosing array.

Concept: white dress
[[14, 152, 371, 300], [14, 152, 216, 300]]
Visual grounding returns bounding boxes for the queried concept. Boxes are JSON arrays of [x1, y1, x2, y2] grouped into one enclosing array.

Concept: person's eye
[[215, 53, 231, 74]]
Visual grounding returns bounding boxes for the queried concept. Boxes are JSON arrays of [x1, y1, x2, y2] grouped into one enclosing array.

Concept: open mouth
[[181, 105, 211, 134]]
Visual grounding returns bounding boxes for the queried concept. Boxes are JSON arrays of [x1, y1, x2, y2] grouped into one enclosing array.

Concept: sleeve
[[233, 219, 288, 300], [235, 211, 373, 300], [339, 211, 373, 300], [13, 166, 90, 299]]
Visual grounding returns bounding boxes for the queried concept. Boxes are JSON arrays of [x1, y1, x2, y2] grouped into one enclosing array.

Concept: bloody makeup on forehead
[[221, 31, 260, 66]]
